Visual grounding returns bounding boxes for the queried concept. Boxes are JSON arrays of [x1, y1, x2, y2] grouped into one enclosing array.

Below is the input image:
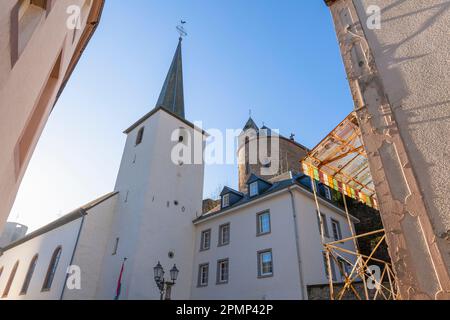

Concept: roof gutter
[[59, 211, 87, 300], [194, 184, 359, 225]]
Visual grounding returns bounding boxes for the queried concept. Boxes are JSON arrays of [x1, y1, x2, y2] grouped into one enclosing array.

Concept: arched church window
[[2, 261, 19, 298], [135, 127, 145, 146], [20, 254, 38, 295], [42, 246, 62, 291]]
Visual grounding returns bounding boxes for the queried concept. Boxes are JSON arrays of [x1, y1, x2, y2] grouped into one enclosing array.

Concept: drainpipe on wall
[[59, 210, 86, 300], [288, 187, 307, 300]]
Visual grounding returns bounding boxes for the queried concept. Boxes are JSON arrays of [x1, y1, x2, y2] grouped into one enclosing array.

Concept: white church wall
[[0, 218, 82, 300], [62, 194, 118, 300], [96, 109, 205, 300], [95, 111, 163, 300]]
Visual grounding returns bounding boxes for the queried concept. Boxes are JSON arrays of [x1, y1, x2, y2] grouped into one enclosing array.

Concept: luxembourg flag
[[115, 258, 127, 300]]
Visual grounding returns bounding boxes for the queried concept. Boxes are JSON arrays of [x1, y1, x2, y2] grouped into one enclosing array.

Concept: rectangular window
[[331, 219, 342, 241], [222, 194, 229, 208], [317, 212, 330, 238], [324, 186, 332, 200], [249, 182, 259, 197], [218, 223, 230, 246], [338, 258, 350, 281], [257, 211, 271, 235], [135, 127, 144, 145], [216, 259, 229, 284], [198, 263, 209, 287], [257, 249, 273, 278], [112, 237, 119, 255], [322, 252, 337, 281], [200, 229, 211, 251]]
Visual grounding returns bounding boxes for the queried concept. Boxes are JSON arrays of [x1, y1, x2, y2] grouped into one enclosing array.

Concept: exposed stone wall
[[237, 136, 308, 192], [202, 199, 220, 214], [307, 282, 391, 300], [347, 200, 390, 263]]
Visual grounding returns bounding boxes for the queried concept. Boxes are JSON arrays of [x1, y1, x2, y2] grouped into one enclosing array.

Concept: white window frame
[[218, 223, 230, 246], [198, 263, 209, 287], [317, 212, 330, 238], [338, 258, 349, 281], [257, 211, 271, 235], [249, 182, 259, 197], [216, 259, 229, 284], [324, 186, 332, 200], [258, 249, 273, 278], [331, 219, 342, 241], [323, 251, 337, 281], [200, 229, 211, 251], [222, 194, 230, 208]]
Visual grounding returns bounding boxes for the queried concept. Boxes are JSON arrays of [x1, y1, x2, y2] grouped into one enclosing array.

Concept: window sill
[[256, 231, 271, 237], [257, 274, 273, 279], [218, 242, 230, 247], [216, 281, 228, 285]]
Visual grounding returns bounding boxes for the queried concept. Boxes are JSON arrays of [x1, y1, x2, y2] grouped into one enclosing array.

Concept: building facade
[[0, 0, 104, 232], [0, 37, 357, 300]]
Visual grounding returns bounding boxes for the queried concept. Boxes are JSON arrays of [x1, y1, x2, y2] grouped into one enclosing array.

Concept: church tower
[[96, 37, 205, 299]]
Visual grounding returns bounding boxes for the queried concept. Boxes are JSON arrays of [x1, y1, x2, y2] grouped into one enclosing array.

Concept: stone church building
[[0, 38, 358, 300]]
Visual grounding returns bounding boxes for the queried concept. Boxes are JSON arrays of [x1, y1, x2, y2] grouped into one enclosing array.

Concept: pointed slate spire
[[156, 37, 185, 118], [243, 117, 259, 132]]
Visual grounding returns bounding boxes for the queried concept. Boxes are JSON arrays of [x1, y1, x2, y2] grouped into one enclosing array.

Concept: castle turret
[[237, 117, 309, 192]]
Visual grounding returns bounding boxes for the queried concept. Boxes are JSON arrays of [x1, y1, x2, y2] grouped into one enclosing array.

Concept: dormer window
[[324, 186, 332, 201], [222, 194, 230, 208], [249, 182, 259, 197]]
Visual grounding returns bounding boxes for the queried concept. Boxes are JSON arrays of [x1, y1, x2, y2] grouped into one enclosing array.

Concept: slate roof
[[0, 192, 118, 253], [195, 173, 356, 223], [220, 186, 244, 197], [156, 37, 185, 118], [242, 117, 259, 132]]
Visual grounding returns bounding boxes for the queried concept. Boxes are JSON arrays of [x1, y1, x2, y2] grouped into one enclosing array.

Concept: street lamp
[[153, 262, 179, 300]]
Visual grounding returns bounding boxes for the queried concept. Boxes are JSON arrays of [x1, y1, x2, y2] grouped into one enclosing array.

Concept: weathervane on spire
[[176, 20, 187, 39]]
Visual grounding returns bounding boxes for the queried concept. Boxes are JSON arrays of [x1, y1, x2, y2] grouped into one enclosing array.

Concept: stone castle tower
[[237, 117, 309, 192]]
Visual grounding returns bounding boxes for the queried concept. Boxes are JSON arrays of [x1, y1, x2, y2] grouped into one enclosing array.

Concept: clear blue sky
[[11, 0, 353, 231]]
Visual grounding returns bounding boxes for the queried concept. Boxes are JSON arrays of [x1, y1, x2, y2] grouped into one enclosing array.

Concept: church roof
[[156, 37, 185, 118], [0, 192, 119, 253], [243, 117, 259, 132]]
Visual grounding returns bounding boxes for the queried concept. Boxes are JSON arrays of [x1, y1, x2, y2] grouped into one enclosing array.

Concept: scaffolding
[[302, 112, 399, 300]]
